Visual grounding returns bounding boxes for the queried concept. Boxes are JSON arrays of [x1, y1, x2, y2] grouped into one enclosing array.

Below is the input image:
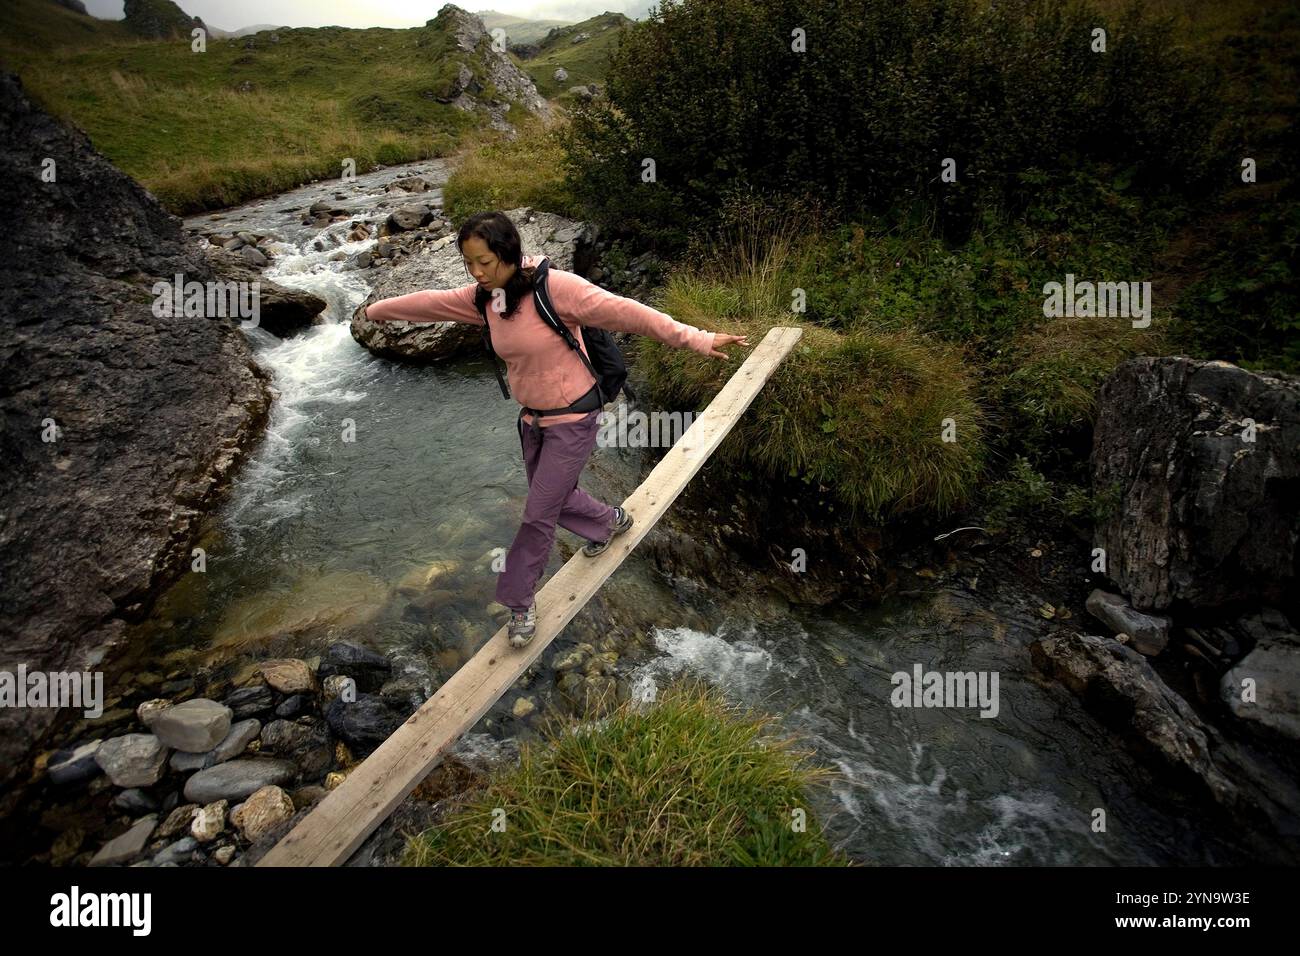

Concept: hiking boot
[[507, 603, 537, 648], [582, 506, 634, 557]]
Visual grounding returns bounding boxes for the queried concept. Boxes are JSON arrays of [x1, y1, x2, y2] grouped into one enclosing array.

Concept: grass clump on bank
[[441, 109, 579, 223], [401, 678, 849, 866]]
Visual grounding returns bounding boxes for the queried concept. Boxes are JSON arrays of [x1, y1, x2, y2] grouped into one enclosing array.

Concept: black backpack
[[474, 256, 636, 408]]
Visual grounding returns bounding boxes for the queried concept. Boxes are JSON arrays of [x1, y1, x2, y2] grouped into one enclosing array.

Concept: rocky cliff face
[[0, 71, 273, 798]]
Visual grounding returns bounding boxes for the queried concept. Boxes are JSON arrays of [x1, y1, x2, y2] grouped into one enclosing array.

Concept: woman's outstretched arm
[[548, 270, 733, 356], [365, 284, 483, 325]]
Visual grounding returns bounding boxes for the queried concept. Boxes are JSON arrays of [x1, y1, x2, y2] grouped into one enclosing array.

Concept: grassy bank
[[0, 0, 506, 213], [401, 678, 849, 866]]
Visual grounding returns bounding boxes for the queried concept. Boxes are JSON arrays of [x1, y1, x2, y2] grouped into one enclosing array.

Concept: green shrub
[[558, 0, 1224, 255]]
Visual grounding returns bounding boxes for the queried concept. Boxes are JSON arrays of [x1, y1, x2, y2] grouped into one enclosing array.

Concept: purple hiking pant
[[495, 409, 617, 612]]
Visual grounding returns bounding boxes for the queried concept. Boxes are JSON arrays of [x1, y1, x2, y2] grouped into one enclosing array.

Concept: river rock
[[170, 718, 261, 771], [323, 674, 356, 704], [152, 835, 198, 866], [230, 785, 295, 842], [89, 815, 158, 866], [259, 658, 316, 694], [111, 788, 159, 815], [156, 803, 200, 840], [95, 734, 170, 788], [325, 694, 403, 755], [1085, 590, 1171, 656], [350, 207, 596, 364], [151, 698, 233, 752], [274, 694, 310, 718], [224, 684, 274, 719], [384, 204, 433, 233], [1029, 631, 1239, 808], [318, 641, 392, 692], [0, 72, 274, 795], [1092, 357, 1300, 613], [1220, 608, 1300, 741], [214, 844, 236, 865], [136, 698, 172, 728], [47, 740, 103, 785], [202, 245, 327, 336], [191, 799, 228, 843], [182, 758, 296, 803]]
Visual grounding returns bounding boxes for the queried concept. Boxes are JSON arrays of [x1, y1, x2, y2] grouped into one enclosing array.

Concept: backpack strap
[[532, 257, 607, 404]]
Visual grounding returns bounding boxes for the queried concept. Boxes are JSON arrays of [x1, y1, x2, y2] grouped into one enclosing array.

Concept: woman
[[365, 211, 748, 648]]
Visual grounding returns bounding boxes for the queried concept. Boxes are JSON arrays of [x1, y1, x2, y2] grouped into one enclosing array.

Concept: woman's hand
[[706, 332, 749, 360]]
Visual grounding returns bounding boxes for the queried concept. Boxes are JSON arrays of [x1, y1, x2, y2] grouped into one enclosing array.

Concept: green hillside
[[0, 0, 546, 213], [512, 11, 634, 100]]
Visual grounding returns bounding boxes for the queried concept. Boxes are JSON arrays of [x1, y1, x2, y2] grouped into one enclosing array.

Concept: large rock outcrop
[[0, 72, 273, 798], [350, 207, 596, 363], [426, 5, 552, 134], [123, 0, 209, 40], [1092, 357, 1300, 614]]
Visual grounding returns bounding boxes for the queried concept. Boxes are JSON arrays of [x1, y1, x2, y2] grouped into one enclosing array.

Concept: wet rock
[[110, 788, 159, 815], [182, 758, 296, 803], [0, 71, 274, 795], [325, 694, 403, 755], [239, 244, 268, 267], [1220, 609, 1300, 742], [47, 740, 103, 785], [230, 785, 295, 842], [136, 698, 172, 728], [259, 718, 333, 777], [1085, 590, 1171, 656], [190, 800, 228, 843], [290, 785, 327, 810], [319, 641, 392, 692], [89, 815, 158, 866], [169, 718, 260, 771], [1030, 631, 1238, 808], [224, 684, 274, 719], [203, 246, 327, 337], [151, 698, 233, 752], [155, 803, 200, 840], [274, 694, 310, 718], [153, 836, 198, 865], [95, 734, 170, 788], [213, 845, 236, 865], [323, 674, 356, 704], [1092, 357, 1300, 613], [258, 658, 316, 695], [384, 205, 433, 233]]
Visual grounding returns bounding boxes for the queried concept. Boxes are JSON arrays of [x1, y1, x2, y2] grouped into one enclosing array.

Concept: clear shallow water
[[107, 162, 1261, 865]]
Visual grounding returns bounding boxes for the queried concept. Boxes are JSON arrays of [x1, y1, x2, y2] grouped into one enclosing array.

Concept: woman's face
[[461, 236, 516, 290]]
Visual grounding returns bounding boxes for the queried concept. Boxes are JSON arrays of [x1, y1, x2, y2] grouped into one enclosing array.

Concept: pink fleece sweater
[[365, 254, 717, 426]]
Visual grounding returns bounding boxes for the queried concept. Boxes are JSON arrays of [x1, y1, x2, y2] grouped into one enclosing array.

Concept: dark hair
[[458, 211, 537, 319]]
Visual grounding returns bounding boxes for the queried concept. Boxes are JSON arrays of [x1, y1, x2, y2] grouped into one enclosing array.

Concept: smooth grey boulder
[[151, 698, 233, 753], [182, 759, 296, 803], [1085, 589, 1172, 656]]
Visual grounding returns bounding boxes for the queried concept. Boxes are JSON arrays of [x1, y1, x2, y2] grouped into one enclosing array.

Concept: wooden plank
[[257, 325, 803, 867]]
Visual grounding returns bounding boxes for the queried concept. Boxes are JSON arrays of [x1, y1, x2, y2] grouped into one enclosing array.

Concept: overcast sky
[[79, 1, 659, 30]]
